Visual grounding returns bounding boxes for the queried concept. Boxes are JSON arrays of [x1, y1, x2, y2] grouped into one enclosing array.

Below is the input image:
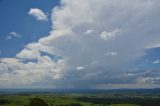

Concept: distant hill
[[0, 88, 160, 95]]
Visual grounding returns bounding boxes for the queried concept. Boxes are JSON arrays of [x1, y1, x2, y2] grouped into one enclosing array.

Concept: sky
[[0, 0, 160, 89]]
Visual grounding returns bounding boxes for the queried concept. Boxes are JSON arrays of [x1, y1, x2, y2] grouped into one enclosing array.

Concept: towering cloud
[[1, 0, 160, 88]]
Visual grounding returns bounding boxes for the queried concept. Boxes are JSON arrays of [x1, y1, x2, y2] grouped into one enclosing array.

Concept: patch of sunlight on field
[[110, 104, 139, 106]]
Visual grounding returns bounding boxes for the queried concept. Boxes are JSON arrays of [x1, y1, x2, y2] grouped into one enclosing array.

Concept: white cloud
[[76, 66, 85, 70], [10, 32, 21, 37], [26, 42, 54, 55], [0, 57, 64, 87], [6, 31, 22, 40], [0, 58, 22, 65], [28, 8, 48, 21], [136, 77, 160, 84], [100, 29, 121, 40], [127, 73, 135, 76], [16, 48, 40, 60], [145, 43, 160, 49], [1, 0, 160, 88], [153, 60, 160, 64], [105, 52, 118, 56], [85, 29, 94, 34]]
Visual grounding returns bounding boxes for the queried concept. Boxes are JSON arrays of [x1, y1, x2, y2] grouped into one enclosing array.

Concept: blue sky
[[0, 0, 59, 57], [0, 0, 160, 89]]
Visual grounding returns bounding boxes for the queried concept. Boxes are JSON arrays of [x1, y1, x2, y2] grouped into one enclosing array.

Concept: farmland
[[0, 89, 160, 106]]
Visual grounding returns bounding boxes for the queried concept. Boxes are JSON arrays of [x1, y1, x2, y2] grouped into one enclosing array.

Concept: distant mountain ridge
[[0, 88, 160, 95]]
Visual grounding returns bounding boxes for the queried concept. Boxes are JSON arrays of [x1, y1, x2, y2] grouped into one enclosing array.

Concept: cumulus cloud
[[28, 8, 48, 21], [16, 48, 40, 60], [0, 57, 64, 87], [1, 0, 160, 88]]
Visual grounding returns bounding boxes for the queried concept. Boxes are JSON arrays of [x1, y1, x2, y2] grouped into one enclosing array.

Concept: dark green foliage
[[29, 98, 48, 106], [57, 103, 83, 106], [0, 99, 9, 105]]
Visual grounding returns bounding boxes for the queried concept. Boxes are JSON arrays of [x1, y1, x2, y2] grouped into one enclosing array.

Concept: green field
[[0, 91, 160, 106]]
